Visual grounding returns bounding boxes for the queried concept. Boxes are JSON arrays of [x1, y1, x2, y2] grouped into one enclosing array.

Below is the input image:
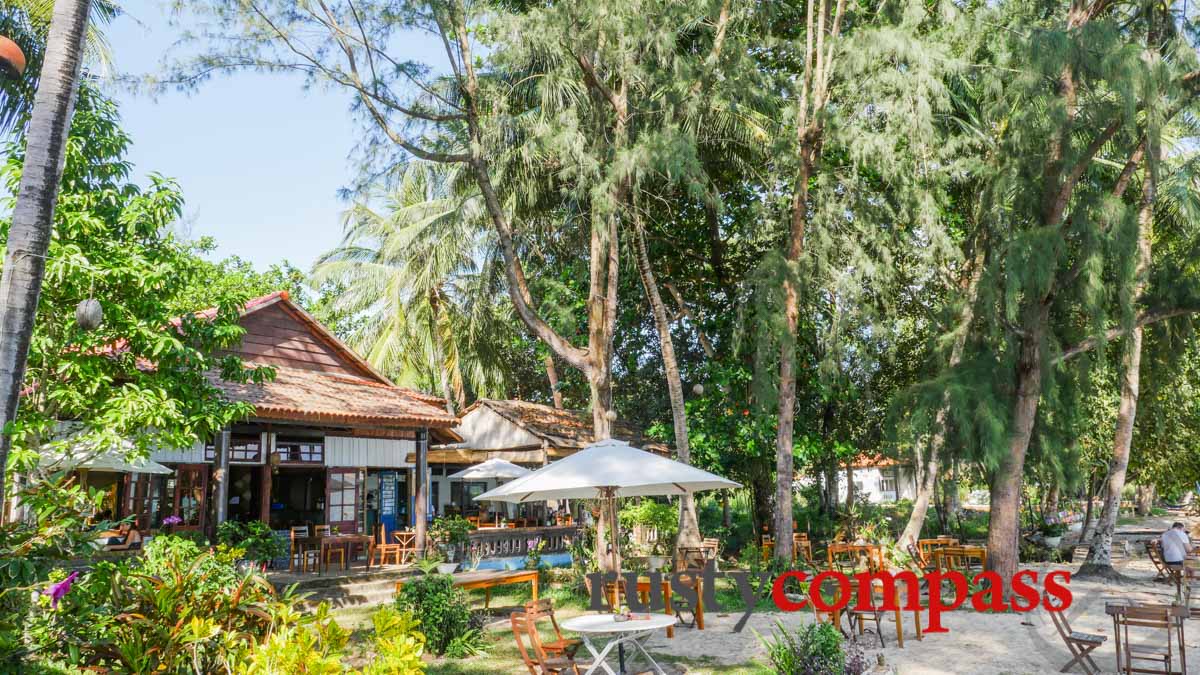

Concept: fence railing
[[465, 525, 579, 559]]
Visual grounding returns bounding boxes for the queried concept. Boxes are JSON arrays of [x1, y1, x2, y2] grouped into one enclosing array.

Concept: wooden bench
[[396, 568, 539, 609]]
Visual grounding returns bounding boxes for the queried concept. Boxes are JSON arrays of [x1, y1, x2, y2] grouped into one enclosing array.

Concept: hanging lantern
[[692, 383, 704, 396], [604, 409, 617, 422], [75, 298, 103, 331], [0, 36, 25, 79]]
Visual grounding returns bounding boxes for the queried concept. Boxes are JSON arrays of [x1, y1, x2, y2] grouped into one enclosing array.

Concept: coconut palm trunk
[[631, 209, 701, 550], [0, 0, 91, 513]]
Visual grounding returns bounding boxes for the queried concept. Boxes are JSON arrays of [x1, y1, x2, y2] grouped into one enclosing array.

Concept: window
[[879, 471, 897, 494], [273, 436, 325, 464], [205, 434, 262, 463]]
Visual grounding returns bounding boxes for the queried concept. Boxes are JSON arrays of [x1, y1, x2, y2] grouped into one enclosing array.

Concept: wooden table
[[1105, 602, 1187, 675], [295, 534, 374, 575], [396, 568, 539, 609], [932, 545, 987, 572], [827, 543, 884, 572], [917, 537, 958, 562]]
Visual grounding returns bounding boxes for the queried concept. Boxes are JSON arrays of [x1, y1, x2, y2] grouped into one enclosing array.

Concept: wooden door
[[173, 464, 209, 531], [326, 468, 361, 533]]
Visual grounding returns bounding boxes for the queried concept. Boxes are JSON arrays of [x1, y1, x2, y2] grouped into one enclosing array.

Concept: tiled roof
[[465, 399, 669, 453], [210, 365, 458, 428]]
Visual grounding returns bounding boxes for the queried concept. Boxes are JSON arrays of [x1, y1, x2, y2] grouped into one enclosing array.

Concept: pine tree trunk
[[1080, 472, 1098, 542], [544, 355, 563, 409], [1080, 157, 1155, 578], [985, 314, 1045, 587], [0, 0, 91, 512], [773, 159, 812, 563], [899, 249, 983, 546], [845, 460, 855, 537], [631, 211, 701, 549]]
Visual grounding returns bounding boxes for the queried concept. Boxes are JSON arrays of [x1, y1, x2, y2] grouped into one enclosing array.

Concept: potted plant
[[1040, 521, 1068, 548], [430, 515, 474, 571]]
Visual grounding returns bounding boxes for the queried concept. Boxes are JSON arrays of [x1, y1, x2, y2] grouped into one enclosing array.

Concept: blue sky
[[101, 1, 440, 272]]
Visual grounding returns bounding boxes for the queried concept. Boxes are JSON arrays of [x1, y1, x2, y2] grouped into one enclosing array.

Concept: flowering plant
[[161, 515, 182, 527]]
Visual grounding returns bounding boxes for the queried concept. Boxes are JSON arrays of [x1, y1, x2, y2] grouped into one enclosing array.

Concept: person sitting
[[1161, 521, 1193, 567], [98, 523, 143, 552]]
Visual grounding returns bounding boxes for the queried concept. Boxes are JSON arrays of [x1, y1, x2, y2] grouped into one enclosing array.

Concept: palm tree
[[312, 162, 509, 412], [0, 0, 93, 514], [0, 0, 116, 133]]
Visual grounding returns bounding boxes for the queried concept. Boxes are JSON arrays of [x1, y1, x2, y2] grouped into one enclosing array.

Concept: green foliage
[[394, 574, 473, 656], [758, 621, 868, 675], [217, 520, 288, 563], [619, 500, 679, 555], [1, 85, 271, 486]]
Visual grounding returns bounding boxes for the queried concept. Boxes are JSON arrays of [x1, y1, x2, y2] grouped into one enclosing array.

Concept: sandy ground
[[625, 513, 1196, 674]]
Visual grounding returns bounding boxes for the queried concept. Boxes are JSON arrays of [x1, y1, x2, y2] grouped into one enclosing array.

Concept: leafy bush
[[430, 516, 474, 561], [394, 574, 474, 656], [1039, 521, 1068, 537], [758, 621, 867, 675], [619, 500, 679, 555], [217, 520, 288, 563]]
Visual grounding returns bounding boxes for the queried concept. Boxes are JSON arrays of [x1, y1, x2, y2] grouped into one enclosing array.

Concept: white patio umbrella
[[40, 438, 174, 475], [447, 457, 531, 480], [474, 438, 739, 571]]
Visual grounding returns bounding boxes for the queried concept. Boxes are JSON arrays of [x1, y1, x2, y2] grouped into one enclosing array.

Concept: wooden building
[[120, 291, 458, 538]]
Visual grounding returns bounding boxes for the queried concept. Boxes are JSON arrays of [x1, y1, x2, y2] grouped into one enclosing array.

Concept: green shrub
[[758, 621, 867, 675], [619, 500, 679, 555], [217, 521, 288, 563], [394, 574, 473, 656]]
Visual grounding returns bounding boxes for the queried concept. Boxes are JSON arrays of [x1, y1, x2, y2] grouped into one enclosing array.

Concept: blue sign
[[378, 471, 397, 534]]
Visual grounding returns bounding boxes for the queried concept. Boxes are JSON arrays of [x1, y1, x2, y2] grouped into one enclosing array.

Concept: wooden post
[[214, 429, 230, 527], [414, 428, 428, 557]]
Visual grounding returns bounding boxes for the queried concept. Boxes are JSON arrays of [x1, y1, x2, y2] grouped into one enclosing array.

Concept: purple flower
[[44, 572, 78, 609], [162, 515, 182, 526]]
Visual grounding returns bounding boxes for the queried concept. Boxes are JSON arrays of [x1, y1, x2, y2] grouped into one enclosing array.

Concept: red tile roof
[[211, 365, 458, 428]]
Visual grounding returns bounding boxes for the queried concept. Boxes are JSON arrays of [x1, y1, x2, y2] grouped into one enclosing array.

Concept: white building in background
[[797, 456, 919, 504]]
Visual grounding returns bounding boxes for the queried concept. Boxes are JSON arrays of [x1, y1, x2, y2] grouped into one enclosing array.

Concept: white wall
[[453, 405, 542, 450], [326, 436, 415, 468], [831, 465, 917, 504]]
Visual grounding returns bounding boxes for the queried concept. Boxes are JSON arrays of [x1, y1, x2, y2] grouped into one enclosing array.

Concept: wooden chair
[[314, 525, 345, 571], [523, 599, 582, 660], [1047, 607, 1105, 674], [1146, 539, 1169, 581], [906, 543, 935, 573], [845, 578, 887, 648], [373, 524, 404, 566], [1183, 562, 1200, 618], [1110, 603, 1185, 675], [289, 525, 319, 573], [701, 537, 720, 560], [393, 530, 418, 564], [677, 546, 707, 571], [792, 533, 814, 564], [511, 611, 582, 674]]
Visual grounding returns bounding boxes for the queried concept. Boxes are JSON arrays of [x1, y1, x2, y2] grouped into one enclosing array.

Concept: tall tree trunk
[[1080, 472, 1098, 542], [899, 247, 983, 546], [1135, 485, 1155, 517], [544, 355, 563, 409], [631, 210, 701, 549], [985, 311, 1046, 587], [844, 460, 855, 537], [0, 0, 91, 512], [945, 462, 961, 516], [428, 290, 456, 416], [1080, 155, 1155, 577]]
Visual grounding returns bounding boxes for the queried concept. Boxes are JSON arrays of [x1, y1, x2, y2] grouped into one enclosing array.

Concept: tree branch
[[1059, 306, 1198, 362]]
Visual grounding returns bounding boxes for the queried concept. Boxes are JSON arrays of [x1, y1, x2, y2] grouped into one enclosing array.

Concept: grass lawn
[[335, 576, 777, 674]]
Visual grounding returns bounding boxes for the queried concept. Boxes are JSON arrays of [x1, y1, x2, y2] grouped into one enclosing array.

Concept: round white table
[[560, 613, 677, 675]]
